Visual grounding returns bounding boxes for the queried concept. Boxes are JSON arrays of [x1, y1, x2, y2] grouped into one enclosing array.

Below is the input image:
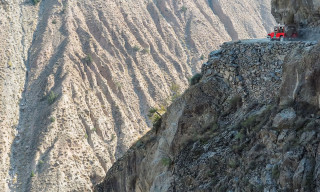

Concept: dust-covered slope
[[0, 0, 275, 191]]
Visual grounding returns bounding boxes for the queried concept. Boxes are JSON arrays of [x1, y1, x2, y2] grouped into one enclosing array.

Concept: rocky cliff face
[[96, 40, 320, 191], [0, 0, 275, 191], [271, 0, 320, 27]]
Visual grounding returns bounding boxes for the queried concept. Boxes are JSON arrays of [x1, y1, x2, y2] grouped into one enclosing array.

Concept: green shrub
[[235, 132, 244, 141], [180, 6, 187, 12], [111, 134, 115, 141], [47, 91, 58, 105], [32, 0, 41, 5], [85, 54, 93, 64], [50, 117, 55, 122], [148, 107, 163, 130], [170, 83, 181, 102], [272, 165, 280, 179], [52, 19, 57, 24], [229, 95, 242, 109], [241, 115, 257, 128], [133, 45, 140, 52], [228, 159, 238, 169], [30, 171, 35, 177], [161, 157, 171, 167], [62, 2, 68, 13], [190, 73, 202, 86], [152, 115, 162, 130], [8, 61, 12, 68], [200, 54, 205, 60], [141, 48, 150, 54]]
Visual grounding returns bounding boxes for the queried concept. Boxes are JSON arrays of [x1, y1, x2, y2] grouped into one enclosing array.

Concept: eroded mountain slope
[[0, 0, 275, 191]]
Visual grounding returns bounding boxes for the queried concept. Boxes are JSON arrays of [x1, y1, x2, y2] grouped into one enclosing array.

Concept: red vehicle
[[267, 25, 298, 41]]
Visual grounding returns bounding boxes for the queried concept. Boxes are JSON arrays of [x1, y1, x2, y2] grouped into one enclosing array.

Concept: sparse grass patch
[[47, 91, 58, 105], [190, 73, 202, 86], [85, 134, 88, 139], [91, 127, 97, 132]]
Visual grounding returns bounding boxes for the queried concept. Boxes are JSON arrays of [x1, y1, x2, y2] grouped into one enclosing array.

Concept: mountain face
[[95, 0, 320, 191], [0, 0, 275, 191], [96, 40, 320, 192]]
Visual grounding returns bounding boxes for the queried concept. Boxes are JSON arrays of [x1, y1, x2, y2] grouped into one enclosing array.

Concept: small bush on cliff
[[32, 0, 40, 5], [133, 45, 140, 52], [148, 107, 165, 130], [161, 157, 171, 167], [50, 117, 55, 122], [272, 165, 280, 180], [8, 61, 12, 68], [141, 48, 150, 54], [229, 95, 242, 110], [190, 73, 202, 86], [47, 91, 58, 105], [180, 6, 187, 12], [170, 83, 181, 102], [85, 54, 93, 64], [200, 54, 205, 60]]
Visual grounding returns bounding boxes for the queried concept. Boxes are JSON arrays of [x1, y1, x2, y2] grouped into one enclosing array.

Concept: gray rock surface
[[95, 41, 320, 192]]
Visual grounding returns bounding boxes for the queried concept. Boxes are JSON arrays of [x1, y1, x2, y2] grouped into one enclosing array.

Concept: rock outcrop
[[271, 0, 320, 27], [0, 0, 275, 191], [96, 41, 320, 191]]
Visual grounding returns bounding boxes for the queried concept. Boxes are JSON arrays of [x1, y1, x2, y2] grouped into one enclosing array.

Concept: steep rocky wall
[[271, 0, 320, 26], [96, 41, 320, 192], [0, 0, 276, 191], [202, 40, 316, 103], [280, 41, 320, 108]]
